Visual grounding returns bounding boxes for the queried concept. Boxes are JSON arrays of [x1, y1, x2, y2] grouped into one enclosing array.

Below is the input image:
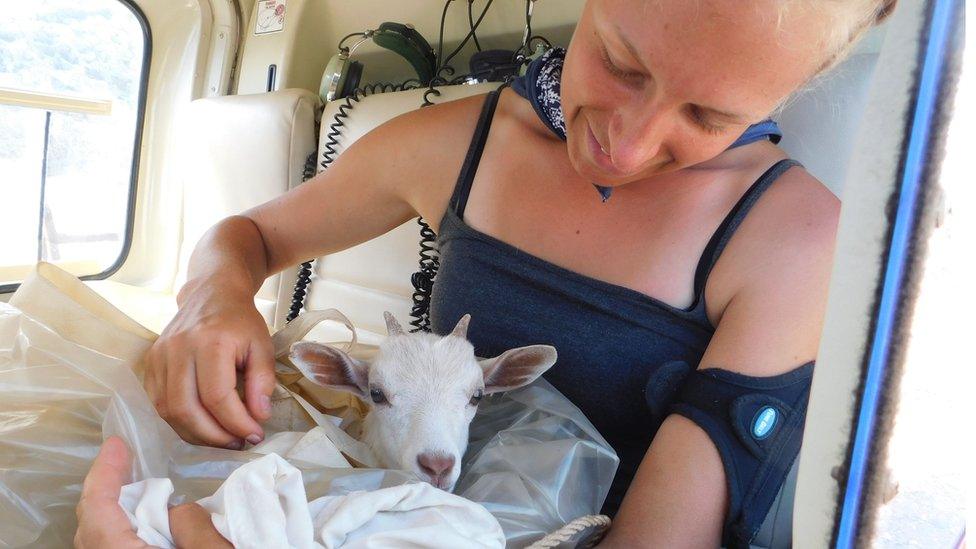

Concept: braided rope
[[526, 515, 612, 548]]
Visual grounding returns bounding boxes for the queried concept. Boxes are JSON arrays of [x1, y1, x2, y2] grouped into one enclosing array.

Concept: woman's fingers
[[169, 503, 232, 548], [75, 437, 149, 549], [166, 355, 242, 449], [244, 338, 275, 423], [78, 436, 129, 509], [196, 341, 264, 445], [144, 303, 276, 449]]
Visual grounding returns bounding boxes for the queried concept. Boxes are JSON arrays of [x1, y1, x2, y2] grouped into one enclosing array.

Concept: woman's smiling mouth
[[586, 120, 624, 177]]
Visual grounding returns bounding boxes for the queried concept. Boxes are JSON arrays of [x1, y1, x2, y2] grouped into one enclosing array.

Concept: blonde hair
[[794, 0, 898, 74]]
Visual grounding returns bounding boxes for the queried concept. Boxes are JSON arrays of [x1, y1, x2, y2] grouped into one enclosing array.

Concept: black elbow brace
[[647, 361, 814, 548]]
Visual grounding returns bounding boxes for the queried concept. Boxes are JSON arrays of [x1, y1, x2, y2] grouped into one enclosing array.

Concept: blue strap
[[669, 362, 814, 548], [730, 119, 782, 148]]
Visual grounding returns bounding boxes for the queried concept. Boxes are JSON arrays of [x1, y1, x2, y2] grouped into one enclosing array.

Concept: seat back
[[283, 84, 497, 339], [177, 89, 320, 324]]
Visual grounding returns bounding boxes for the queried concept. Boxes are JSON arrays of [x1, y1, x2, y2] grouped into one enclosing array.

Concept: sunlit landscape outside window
[[0, 0, 146, 286]]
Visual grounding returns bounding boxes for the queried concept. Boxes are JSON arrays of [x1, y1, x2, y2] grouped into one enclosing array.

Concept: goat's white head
[[289, 312, 556, 491]]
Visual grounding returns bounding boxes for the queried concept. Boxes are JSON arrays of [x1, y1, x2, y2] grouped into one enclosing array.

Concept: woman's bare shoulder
[[706, 152, 841, 324], [342, 91, 497, 224], [727, 143, 840, 253]]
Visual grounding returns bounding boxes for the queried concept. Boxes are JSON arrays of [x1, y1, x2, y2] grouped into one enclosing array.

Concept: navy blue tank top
[[429, 88, 800, 514]]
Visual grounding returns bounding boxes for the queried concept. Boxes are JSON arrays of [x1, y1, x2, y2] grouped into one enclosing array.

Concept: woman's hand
[[75, 437, 153, 549], [169, 503, 233, 548], [143, 92, 468, 449], [144, 275, 275, 449], [75, 437, 232, 549]]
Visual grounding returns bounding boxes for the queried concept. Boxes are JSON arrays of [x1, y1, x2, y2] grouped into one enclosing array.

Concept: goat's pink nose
[[417, 453, 455, 478]]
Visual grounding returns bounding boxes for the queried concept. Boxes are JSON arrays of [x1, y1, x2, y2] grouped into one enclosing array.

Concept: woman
[[131, 0, 894, 546]]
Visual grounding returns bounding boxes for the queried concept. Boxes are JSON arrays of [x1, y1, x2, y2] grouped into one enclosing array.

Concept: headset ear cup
[[322, 53, 347, 102], [340, 60, 363, 99]]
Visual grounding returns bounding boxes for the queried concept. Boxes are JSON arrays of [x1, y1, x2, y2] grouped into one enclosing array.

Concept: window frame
[[0, 0, 153, 294]]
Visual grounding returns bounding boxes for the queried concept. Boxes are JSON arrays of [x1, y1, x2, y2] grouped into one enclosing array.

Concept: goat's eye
[[469, 389, 484, 406], [369, 388, 388, 405]]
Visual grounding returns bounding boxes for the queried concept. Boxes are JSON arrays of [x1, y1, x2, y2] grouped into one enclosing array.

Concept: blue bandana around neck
[[511, 47, 783, 202]]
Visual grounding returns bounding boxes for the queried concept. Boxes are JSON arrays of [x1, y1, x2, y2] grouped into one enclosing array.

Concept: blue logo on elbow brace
[[752, 407, 778, 439]]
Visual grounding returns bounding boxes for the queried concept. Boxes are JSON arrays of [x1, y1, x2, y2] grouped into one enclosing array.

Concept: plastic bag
[[0, 263, 617, 548]]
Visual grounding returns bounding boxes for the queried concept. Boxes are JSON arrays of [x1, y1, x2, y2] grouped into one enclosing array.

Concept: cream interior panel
[[792, 2, 928, 546], [106, 0, 206, 292], [236, 0, 336, 94]]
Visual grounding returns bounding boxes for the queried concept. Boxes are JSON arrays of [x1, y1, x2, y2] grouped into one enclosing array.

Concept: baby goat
[[289, 312, 556, 491]]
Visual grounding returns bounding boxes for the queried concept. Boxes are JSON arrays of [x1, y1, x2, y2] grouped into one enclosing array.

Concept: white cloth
[[119, 478, 177, 549], [309, 484, 505, 548], [249, 427, 352, 469], [118, 453, 505, 549]]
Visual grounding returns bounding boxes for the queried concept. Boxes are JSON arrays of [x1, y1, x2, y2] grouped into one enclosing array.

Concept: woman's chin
[[567, 140, 673, 186], [568, 152, 663, 188]]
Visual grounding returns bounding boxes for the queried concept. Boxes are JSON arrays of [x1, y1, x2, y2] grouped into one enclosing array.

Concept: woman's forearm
[[178, 215, 272, 305]]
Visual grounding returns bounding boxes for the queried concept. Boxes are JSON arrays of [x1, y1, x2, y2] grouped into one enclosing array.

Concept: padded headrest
[[317, 83, 499, 171]]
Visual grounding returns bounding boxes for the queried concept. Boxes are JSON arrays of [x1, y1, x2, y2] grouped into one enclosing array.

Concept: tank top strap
[[449, 86, 505, 218], [693, 158, 803, 296]]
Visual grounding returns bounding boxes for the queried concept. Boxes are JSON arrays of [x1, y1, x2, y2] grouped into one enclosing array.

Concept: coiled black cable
[[409, 218, 440, 332], [290, 81, 445, 326], [286, 151, 320, 322]]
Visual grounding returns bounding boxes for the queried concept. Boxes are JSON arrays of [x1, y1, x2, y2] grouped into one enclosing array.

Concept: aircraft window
[[0, 0, 148, 289]]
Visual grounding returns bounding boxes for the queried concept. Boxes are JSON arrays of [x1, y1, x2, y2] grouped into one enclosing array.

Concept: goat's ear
[[450, 314, 471, 339], [289, 341, 369, 397], [480, 345, 557, 394], [383, 311, 405, 336]]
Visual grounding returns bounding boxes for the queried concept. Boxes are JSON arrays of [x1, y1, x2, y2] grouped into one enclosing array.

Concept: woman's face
[[561, 0, 829, 185]]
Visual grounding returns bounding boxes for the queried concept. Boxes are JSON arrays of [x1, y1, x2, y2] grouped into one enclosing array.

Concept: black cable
[[337, 31, 368, 51], [468, 0, 482, 51], [409, 218, 439, 332], [440, 0, 494, 71], [422, 0, 496, 106], [434, 0, 453, 78], [286, 151, 320, 323]]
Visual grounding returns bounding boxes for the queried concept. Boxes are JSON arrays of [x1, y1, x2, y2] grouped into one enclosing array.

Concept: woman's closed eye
[[688, 105, 729, 136], [600, 45, 644, 85]]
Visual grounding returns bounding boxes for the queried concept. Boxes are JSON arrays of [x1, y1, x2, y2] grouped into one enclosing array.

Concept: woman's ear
[[289, 341, 369, 397], [479, 345, 557, 394]]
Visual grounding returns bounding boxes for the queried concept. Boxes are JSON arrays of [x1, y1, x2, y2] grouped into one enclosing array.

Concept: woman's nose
[[607, 105, 670, 173]]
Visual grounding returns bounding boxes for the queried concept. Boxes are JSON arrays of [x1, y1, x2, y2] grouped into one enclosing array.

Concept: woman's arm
[[600, 171, 840, 547], [146, 95, 486, 448]]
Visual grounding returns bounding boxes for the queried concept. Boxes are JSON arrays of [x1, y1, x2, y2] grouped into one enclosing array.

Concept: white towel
[[310, 484, 505, 548], [118, 453, 505, 549]]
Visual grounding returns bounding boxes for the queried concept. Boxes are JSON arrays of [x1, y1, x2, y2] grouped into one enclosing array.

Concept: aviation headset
[[320, 22, 438, 102]]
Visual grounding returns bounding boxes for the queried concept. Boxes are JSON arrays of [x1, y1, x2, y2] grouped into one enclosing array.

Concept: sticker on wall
[[255, 0, 286, 35]]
